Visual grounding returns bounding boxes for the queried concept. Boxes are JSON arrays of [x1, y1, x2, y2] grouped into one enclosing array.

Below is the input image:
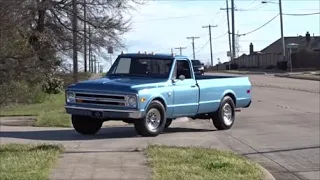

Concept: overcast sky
[[79, 0, 320, 71]]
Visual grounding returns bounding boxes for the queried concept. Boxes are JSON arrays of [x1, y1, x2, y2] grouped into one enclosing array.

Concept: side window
[[176, 60, 192, 79]]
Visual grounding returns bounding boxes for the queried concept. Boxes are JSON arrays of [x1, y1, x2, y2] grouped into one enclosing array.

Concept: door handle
[[191, 85, 196, 87]]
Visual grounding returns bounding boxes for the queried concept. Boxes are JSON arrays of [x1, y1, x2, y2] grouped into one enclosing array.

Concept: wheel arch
[[222, 90, 237, 107]]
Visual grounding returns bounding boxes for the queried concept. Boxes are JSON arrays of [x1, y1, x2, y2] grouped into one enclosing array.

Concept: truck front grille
[[75, 92, 126, 107]]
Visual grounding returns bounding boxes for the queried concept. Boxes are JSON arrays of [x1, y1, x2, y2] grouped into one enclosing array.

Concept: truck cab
[[65, 52, 252, 137]]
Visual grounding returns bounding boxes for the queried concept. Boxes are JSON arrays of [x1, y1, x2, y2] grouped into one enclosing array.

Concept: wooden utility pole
[[226, 0, 233, 70], [72, 0, 78, 83], [187, 36, 200, 59], [175, 47, 187, 55], [202, 25, 217, 66], [231, 0, 236, 58]]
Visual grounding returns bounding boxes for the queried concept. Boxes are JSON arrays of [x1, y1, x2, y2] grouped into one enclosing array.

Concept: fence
[[232, 53, 281, 69], [231, 50, 320, 69]]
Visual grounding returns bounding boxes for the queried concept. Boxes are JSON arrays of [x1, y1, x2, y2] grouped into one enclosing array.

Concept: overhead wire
[[283, 12, 320, 16], [237, 14, 279, 37], [192, 40, 210, 56]]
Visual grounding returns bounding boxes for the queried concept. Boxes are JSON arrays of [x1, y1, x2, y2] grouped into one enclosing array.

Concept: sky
[[76, 0, 320, 72]]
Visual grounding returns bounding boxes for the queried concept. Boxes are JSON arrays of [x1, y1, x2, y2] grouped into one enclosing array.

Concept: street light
[[262, 0, 286, 62]]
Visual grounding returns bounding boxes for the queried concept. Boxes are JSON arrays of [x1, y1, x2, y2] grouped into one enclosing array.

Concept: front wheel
[[134, 100, 167, 137], [212, 96, 236, 130], [72, 115, 103, 135]]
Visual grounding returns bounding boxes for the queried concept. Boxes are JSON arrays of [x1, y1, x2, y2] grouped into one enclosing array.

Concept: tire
[[165, 119, 173, 128], [72, 115, 103, 135], [212, 96, 236, 130], [134, 100, 167, 137]]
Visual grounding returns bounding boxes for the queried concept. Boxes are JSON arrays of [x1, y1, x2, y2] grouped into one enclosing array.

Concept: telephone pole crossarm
[[174, 47, 187, 55], [202, 25, 218, 66], [187, 37, 200, 59]]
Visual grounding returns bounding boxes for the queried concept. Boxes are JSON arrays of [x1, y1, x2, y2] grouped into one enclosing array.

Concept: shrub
[[0, 81, 47, 106], [42, 75, 64, 94]]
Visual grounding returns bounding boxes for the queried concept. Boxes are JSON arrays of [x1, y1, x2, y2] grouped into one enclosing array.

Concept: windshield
[[191, 60, 201, 66], [108, 57, 173, 78]]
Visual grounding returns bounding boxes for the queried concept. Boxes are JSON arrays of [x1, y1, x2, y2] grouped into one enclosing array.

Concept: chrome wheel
[[146, 108, 161, 131], [222, 103, 233, 126]]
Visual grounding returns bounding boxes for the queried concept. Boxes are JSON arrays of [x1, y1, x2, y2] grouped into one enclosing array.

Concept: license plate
[[91, 111, 103, 118]]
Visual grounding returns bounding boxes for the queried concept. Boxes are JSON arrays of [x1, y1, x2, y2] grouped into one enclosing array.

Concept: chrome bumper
[[65, 106, 144, 119]]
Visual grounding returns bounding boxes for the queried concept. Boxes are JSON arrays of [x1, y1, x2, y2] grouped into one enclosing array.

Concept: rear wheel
[[134, 100, 167, 137], [212, 96, 235, 130], [72, 115, 103, 135]]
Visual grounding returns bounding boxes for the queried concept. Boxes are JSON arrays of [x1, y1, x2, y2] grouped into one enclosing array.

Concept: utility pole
[[231, 0, 236, 58], [202, 25, 217, 66], [83, 0, 87, 72], [175, 47, 187, 55], [226, 0, 232, 70], [187, 36, 200, 59], [72, 0, 78, 83], [171, 48, 173, 54], [279, 0, 286, 61]]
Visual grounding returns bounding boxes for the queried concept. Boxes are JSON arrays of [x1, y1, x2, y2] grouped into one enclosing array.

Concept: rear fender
[[221, 89, 237, 106]]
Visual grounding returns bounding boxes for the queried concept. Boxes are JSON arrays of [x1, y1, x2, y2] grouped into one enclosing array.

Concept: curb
[[0, 116, 36, 126], [257, 164, 276, 180], [208, 71, 268, 75], [274, 74, 320, 81]]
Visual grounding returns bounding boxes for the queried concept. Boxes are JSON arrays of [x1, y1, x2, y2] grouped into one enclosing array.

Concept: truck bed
[[195, 75, 251, 114], [194, 74, 239, 80]]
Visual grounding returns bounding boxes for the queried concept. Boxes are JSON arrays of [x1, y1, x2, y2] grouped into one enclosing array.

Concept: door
[[171, 59, 199, 117]]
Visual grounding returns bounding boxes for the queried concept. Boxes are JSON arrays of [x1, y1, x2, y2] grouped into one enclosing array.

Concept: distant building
[[231, 32, 320, 69]]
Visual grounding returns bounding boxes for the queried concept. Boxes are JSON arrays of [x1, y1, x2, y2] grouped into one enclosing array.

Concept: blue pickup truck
[[65, 52, 252, 137]]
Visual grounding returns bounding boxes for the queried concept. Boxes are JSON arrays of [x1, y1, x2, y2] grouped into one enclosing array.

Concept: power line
[[133, 13, 219, 23], [212, 32, 228, 39], [194, 40, 210, 55], [237, 14, 279, 37], [283, 12, 320, 16]]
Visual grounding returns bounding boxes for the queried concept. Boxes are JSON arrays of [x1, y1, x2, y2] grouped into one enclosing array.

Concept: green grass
[[0, 143, 64, 180], [146, 145, 263, 180], [0, 93, 70, 127]]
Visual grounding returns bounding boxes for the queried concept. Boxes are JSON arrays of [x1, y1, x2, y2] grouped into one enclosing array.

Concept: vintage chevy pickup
[[65, 52, 252, 137]]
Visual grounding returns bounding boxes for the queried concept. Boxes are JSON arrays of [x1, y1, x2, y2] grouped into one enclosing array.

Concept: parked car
[[65, 52, 252, 137], [191, 59, 205, 75]]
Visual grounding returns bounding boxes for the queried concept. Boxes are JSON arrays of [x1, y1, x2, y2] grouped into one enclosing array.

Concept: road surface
[[0, 74, 319, 180]]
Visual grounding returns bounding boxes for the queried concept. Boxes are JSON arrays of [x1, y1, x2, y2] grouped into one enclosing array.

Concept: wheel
[[71, 115, 103, 135], [165, 119, 173, 128], [134, 100, 167, 137], [212, 96, 235, 130]]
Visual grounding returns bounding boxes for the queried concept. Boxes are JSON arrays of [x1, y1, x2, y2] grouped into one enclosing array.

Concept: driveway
[[0, 74, 319, 180]]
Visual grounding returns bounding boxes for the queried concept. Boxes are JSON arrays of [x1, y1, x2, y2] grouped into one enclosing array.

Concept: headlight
[[199, 66, 204, 70], [126, 95, 137, 107], [66, 91, 75, 103]]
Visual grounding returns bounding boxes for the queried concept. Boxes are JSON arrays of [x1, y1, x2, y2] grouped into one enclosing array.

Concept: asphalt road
[[0, 74, 319, 180]]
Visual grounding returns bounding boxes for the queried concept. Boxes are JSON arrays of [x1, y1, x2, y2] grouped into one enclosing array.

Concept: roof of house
[[260, 35, 320, 53]]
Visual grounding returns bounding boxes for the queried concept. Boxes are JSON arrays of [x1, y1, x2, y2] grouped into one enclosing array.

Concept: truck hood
[[68, 77, 168, 92]]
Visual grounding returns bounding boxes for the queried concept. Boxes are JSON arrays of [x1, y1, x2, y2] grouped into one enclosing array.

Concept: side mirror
[[178, 75, 185, 81], [201, 63, 204, 65]]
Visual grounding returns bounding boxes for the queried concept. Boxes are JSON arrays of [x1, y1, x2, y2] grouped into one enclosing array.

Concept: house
[[232, 32, 320, 69], [260, 32, 320, 54]]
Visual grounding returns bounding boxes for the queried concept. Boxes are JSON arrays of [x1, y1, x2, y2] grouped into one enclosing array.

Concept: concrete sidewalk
[[49, 149, 150, 180]]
